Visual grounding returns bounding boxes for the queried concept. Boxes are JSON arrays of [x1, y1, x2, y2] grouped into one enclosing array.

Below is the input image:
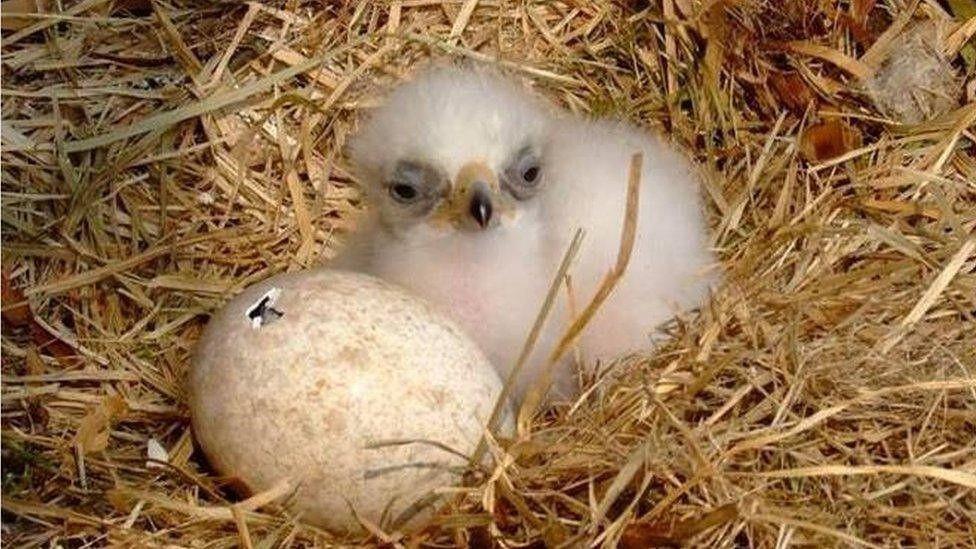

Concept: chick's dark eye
[[504, 149, 543, 200], [390, 183, 419, 202]]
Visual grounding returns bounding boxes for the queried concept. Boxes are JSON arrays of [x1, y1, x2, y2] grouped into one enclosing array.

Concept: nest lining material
[[2, 1, 975, 547]]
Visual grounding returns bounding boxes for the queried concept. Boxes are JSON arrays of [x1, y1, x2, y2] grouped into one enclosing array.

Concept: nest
[[2, 1, 975, 547]]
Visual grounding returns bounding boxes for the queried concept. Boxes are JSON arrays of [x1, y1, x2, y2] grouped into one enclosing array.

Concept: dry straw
[[2, 1, 975, 547]]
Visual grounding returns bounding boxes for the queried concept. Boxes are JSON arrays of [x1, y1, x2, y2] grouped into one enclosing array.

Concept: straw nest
[[3, 1, 975, 547]]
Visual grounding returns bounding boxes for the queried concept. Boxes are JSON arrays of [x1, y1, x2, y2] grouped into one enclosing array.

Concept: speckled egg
[[189, 269, 510, 533]]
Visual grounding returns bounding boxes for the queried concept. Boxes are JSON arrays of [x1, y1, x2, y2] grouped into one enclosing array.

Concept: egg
[[188, 269, 510, 533]]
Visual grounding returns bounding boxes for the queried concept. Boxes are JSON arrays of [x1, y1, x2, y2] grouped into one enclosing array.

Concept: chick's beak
[[454, 161, 499, 230], [469, 185, 493, 228]]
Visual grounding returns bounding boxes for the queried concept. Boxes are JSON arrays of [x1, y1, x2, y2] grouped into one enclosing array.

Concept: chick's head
[[349, 65, 555, 245]]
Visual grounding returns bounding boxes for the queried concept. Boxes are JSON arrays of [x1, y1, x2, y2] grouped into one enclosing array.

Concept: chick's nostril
[[468, 190, 493, 228]]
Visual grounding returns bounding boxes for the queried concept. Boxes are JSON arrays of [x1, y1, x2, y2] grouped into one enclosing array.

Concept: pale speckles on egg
[[189, 269, 510, 533]]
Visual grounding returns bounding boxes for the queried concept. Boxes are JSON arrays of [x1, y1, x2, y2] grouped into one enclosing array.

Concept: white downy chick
[[339, 64, 716, 403]]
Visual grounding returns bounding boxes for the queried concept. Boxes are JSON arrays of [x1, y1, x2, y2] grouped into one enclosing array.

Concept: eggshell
[[189, 269, 510, 533]]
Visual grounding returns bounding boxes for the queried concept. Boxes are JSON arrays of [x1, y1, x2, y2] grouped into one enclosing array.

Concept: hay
[[2, 0, 974, 546]]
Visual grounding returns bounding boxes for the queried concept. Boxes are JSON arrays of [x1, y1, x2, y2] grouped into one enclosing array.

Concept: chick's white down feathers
[[341, 66, 717, 402]]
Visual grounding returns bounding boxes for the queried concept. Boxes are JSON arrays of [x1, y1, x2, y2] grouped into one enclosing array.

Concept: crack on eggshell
[[246, 287, 285, 329]]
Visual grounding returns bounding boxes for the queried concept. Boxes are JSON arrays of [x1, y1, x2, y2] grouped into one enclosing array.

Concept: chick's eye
[[522, 165, 540, 184], [390, 182, 419, 202], [504, 149, 543, 200]]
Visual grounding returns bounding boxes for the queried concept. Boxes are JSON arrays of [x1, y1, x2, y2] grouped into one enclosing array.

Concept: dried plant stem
[[518, 152, 643, 428], [471, 228, 585, 467]]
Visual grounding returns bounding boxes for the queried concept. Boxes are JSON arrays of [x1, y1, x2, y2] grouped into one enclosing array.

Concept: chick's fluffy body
[[342, 66, 715, 400], [539, 118, 715, 363]]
